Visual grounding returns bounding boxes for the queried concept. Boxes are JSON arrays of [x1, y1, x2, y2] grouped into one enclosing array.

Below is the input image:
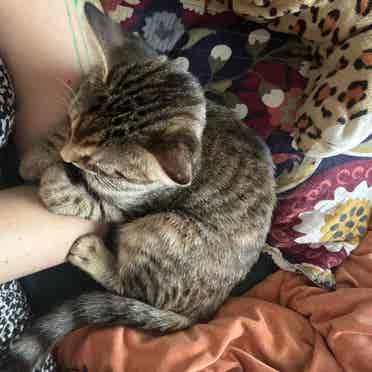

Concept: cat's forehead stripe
[[109, 60, 166, 94], [72, 58, 204, 148]]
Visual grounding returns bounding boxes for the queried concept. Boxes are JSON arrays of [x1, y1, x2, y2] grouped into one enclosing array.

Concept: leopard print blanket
[[233, 0, 372, 157]]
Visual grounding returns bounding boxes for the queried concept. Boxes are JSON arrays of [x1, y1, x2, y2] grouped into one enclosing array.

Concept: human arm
[[0, 0, 104, 283], [0, 129, 106, 284], [0, 0, 101, 155], [0, 186, 107, 283]]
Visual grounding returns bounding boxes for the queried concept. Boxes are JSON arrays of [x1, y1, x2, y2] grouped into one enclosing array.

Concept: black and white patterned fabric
[[0, 59, 15, 148], [0, 57, 56, 371], [0, 281, 30, 355]]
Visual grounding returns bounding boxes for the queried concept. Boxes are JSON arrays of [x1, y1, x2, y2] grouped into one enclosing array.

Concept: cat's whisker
[[55, 77, 77, 101], [54, 95, 71, 111], [54, 79, 77, 112]]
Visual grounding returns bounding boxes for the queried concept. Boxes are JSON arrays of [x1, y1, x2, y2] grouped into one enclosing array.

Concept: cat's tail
[[3, 291, 192, 372]]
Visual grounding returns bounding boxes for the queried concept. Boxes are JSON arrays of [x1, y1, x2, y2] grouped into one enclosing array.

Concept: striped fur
[[7, 4, 276, 371]]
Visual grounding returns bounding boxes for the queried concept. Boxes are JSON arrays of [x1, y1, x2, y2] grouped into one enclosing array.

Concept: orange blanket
[[57, 229, 372, 372]]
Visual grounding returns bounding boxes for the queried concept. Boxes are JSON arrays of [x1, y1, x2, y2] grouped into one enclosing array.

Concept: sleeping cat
[[2, 3, 276, 371]]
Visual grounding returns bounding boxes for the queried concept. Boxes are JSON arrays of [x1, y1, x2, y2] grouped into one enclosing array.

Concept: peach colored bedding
[[56, 227, 372, 371]]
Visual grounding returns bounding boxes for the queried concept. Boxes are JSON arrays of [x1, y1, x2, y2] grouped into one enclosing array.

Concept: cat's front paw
[[68, 234, 109, 276], [40, 163, 95, 219]]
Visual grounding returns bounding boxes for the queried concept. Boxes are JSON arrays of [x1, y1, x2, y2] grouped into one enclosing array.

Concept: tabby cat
[[2, 4, 276, 371]]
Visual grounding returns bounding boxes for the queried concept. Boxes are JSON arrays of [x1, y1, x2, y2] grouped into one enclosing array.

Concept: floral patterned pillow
[[101, 0, 372, 289]]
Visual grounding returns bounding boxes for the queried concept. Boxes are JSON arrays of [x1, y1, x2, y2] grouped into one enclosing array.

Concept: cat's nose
[[60, 144, 79, 163]]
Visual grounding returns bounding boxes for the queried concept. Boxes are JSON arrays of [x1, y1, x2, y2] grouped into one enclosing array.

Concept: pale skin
[[0, 0, 106, 284]]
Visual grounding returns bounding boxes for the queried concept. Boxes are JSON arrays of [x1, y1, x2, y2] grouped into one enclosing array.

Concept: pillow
[[99, 0, 372, 288]]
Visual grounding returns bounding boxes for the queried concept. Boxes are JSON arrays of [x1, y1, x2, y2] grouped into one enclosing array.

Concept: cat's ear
[[84, 3, 156, 77], [149, 138, 197, 187]]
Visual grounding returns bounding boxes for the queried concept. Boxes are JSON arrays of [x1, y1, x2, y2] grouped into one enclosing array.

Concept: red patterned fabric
[[99, 0, 372, 288]]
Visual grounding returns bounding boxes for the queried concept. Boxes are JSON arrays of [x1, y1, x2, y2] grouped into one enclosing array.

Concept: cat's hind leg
[[68, 234, 123, 294]]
